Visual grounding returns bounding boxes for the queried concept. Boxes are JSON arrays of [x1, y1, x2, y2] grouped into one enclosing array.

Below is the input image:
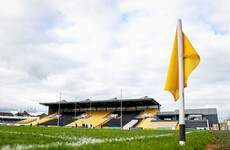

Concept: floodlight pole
[[178, 19, 185, 145], [57, 92, 61, 127], [75, 102, 77, 127], [120, 89, 123, 130]]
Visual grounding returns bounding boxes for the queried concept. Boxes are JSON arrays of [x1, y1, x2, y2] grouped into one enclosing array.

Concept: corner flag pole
[[178, 19, 185, 145]]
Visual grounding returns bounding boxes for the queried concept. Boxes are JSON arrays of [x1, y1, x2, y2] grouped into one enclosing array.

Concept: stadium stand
[[0, 118, 24, 124], [66, 111, 90, 127], [101, 111, 142, 128], [136, 110, 158, 128], [138, 110, 158, 118], [39, 98, 161, 128], [39, 98, 218, 130], [25, 112, 58, 126], [0, 112, 13, 116], [41, 112, 82, 126], [136, 118, 152, 128], [17, 118, 36, 124], [66, 111, 112, 128], [0, 111, 39, 125], [15, 111, 31, 117]]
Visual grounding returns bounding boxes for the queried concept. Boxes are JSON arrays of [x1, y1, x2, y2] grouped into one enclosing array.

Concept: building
[[155, 108, 218, 130]]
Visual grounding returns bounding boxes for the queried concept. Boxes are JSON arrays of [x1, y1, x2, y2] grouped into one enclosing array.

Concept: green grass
[[0, 126, 214, 150], [208, 131, 230, 149]]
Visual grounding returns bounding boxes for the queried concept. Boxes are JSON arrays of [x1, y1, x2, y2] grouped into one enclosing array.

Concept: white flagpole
[[177, 19, 185, 145]]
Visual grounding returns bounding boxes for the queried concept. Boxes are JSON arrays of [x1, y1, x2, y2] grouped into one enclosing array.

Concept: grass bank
[[206, 131, 230, 149]]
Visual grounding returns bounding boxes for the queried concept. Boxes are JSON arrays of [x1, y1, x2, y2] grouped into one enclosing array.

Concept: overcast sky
[[0, 0, 229, 121]]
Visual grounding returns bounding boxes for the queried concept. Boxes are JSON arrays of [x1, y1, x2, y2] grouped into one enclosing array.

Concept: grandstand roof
[[157, 108, 217, 116], [0, 112, 13, 116], [175, 108, 217, 115], [15, 111, 31, 117], [156, 111, 175, 116], [40, 97, 160, 108]]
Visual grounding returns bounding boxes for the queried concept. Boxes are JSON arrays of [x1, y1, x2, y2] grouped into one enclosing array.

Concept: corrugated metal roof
[[174, 108, 217, 115], [157, 108, 217, 116], [40, 98, 161, 108], [157, 111, 175, 115]]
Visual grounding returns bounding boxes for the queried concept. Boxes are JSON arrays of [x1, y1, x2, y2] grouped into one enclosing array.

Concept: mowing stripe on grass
[[0, 130, 80, 141], [0, 131, 194, 150]]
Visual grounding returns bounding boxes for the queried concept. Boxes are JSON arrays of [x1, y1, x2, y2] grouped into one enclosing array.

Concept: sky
[[0, 0, 229, 121]]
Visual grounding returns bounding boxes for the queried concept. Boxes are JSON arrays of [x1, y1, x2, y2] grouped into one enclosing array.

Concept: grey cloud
[[0, 0, 230, 121]]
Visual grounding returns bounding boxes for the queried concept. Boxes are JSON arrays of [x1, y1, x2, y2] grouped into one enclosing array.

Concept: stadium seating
[[16, 118, 36, 124], [23, 110, 160, 129], [136, 118, 152, 128], [0, 118, 24, 124], [41, 112, 83, 126], [66, 112, 90, 127], [66, 111, 112, 128], [136, 110, 158, 128], [137, 120, 178, 130], [102, 111, 142, 128], [138, 109, 158, 118], [146, 121, 178, 129], [25, 112, 58, 126]]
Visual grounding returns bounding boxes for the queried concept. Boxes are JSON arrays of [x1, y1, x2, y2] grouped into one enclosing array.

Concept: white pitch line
[[1, 137, 104, 150]]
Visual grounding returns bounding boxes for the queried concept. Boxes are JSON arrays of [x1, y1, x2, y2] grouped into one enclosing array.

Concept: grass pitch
[[0, 126, 214, 150]]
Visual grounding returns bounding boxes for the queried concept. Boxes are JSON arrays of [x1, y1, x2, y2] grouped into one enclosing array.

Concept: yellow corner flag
[[164, 29, 200, 101]]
